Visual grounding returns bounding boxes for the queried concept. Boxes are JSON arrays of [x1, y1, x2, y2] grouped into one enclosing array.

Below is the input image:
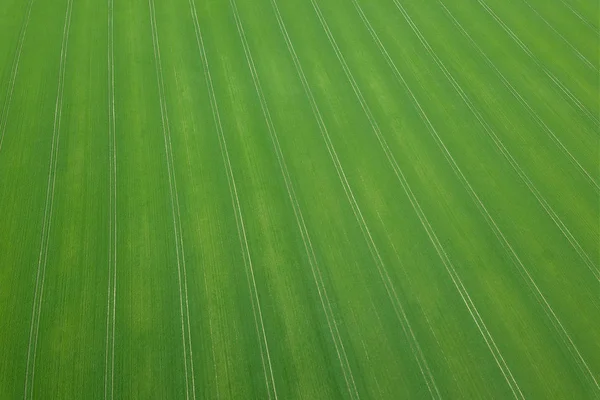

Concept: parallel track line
[[439, 2, 599, 192], [440, 1, 600, 271], [0, 0, 35, 154], [186, 1, 277, 397], [227, 0, 360, 397], [184, 0, 222, 395], [374, 0, 599, 392], [556, 0, 599, 34], [474, 0, 599, 127], [396, 0, 599, 281], [104, 0, 117, 396], [521, 0, 598, 72], [266, 0, 445, 397], [148, 1, 196, 397], [350, 1, 526, 397], [24, 0, 73, 397], [307, 0, 443, 397]]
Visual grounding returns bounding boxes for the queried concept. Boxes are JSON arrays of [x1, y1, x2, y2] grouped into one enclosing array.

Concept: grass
[[0, 0, 598, 398]]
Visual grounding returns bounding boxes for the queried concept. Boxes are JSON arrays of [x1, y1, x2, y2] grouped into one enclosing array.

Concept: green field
[[0, 0, 598, 398]]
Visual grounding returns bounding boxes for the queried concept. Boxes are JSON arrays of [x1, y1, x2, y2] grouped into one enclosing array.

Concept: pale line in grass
[[376, 209, 462, 398], [402, 1, 600, 386], [24, 0, 73, 398], [266, 0, 442, 398], [183, 1, 223, 396], [439, 1, 600, 278], [370, 0, 599, 392], [226, 0, 360, 398], [202, 273, 220, 400], [375, 210, 452, 379], [395, 0, 599, 282], [349, 1, 527, 398], [377, 212, 462, 398], [556, 0, 599, 34], [104, 0, 113, 392], [104, 0, 117, 397], [161, 47, 197, 400], [349, 302, 383, 398], [474, 0, 599, 127], [0, 0, 35, 154], [185, 1, 276, 398], [109, 3, 118, 397], [147, 1, 196, 398], [438, 2, 600, 193], [521, 0, 598, 72], [308, 0, 449, 397]]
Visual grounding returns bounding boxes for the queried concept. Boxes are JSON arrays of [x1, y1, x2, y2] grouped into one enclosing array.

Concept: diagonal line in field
[[474, 0, 600, 127], [306, 1, 445, 398], [24, 0, 74, 398], [267, 0, 380, 396], [365, 0, 599, 393], [183, 1, 222, 397], [109, 2, 118, 396], [349, 1, 527, 397], [397, 0, 600, 389], [438, 1, 600, 277], [265, 0, 444, 398], [439, 1, 599, 193], [104, 0, 118, 397], [395, 0, 600, 283], [226, 0, 360, 398], [439, 5, 600, 392], [520, 0, 598, 72], [556, 0, 600, 35], [186, 1, 277, 398], [0, 0, 35, 154], [147, 1, 197, 398]]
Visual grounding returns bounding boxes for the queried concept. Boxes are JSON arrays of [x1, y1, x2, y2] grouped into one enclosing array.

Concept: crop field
[[0, 0, 598, 398]]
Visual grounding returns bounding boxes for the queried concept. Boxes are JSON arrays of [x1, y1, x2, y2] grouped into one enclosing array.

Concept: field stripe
[[366, 0, 599, 392], [23, 0, 73, 397], [147, 0, 197, 398], [186, 1, 277, 398], [0, 0, 35, 154], [322, 0, 528, 397], [520, 0, 598, 72], [393, 1, 599, 281], [439, 1, 599, 193], [306, 1, 447, 398], [104, 0, 117, 396], [349, 1, 525, 397], [556, 0, 599, 33], [265, 0, 446, 398], [183, 0, 222, 394], [474, 0, 599, 127], [226, 0, 360, 397]]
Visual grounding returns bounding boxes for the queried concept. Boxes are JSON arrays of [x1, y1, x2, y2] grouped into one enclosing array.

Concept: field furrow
[[27, 0, 109, 396]]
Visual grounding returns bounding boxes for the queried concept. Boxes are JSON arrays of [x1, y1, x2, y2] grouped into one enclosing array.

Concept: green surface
[[0, 0, 598, 398]]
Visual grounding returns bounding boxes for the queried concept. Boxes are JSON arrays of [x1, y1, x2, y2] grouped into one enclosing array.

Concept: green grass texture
[[0, 0, 598, 398]]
